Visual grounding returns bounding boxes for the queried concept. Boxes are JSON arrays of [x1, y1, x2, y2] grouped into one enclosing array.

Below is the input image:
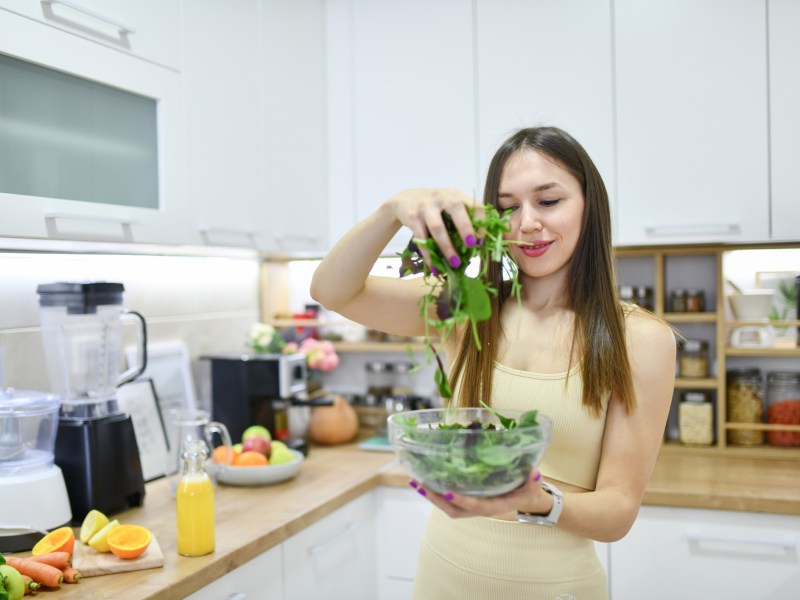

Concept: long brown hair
[[448, 127, 635, 416]]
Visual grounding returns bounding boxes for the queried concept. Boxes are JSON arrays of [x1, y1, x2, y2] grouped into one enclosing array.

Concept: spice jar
[[679, 391, 714, 445], [685, 289, 706, 312], [634, 286, 653, 311], [727, 368, 764, 446], [619, 285, 635, 304], [670, 289, 687, 313], [766, 371, 800, 447], [678, 340, 709, 378]]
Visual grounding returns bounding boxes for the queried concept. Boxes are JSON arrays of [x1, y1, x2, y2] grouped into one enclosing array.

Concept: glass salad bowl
[[388, 407, 553, 497]]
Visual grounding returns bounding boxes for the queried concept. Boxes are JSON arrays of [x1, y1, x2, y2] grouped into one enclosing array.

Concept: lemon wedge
[[79, 509, 110, 544], [88, 519, 120, 553]]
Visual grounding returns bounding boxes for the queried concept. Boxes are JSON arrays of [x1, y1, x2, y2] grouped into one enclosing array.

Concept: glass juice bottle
[[176, 440, 215, 556]]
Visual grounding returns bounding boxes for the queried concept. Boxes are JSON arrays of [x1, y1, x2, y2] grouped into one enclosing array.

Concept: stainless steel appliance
[[36, 282, 147, 524]]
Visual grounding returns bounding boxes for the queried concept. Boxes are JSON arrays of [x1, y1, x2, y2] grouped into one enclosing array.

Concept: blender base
[[0, 465, 72, 552]]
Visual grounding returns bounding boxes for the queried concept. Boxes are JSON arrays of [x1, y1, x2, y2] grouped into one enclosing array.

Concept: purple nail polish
[[449, 255, 461, 268], [533, 471, 542, 482], [476, 237, 483, 246], [417, 487, 427, 497], [465, 234, 476, 248], [409, 480, 418, 489], [443, 492, 454, 501], [431, 266, 440, 277]]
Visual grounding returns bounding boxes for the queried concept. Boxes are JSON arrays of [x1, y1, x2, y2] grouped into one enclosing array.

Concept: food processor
[[0, 384, 71, 552], [37, 282, 147, 524]]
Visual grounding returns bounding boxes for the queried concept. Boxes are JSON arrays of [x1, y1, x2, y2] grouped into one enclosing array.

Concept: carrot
[[4, 556, 63, 588], [22, 574, 41, 595], [28, 551, 71, 570], [62, 567, 81, 584]]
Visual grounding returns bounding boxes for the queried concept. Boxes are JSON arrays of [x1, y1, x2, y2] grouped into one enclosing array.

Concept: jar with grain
[[766, 371, 800, 447], [679, 391, 714, 446], [726, 368, 764, 446], [678, 340, 709, 378]]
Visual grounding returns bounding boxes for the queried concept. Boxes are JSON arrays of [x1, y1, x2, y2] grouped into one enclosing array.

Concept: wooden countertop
[[21, 444, 800, 599]]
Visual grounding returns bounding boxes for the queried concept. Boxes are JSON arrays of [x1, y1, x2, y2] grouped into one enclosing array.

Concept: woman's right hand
[[387, 188, 482, 270]]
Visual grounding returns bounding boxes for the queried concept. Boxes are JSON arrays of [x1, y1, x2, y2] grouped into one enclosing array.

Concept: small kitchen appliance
[[203, 353, 327, 450], [0, 386, 71, 552], [36, 282, 147, 524], [728, 290, 775, 348]]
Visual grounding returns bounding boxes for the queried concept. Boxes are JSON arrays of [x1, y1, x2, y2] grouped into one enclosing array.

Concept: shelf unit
[[616, 244, 799, 460]]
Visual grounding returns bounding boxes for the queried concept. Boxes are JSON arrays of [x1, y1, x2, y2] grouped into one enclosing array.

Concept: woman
[[311, 127, 676, 599]]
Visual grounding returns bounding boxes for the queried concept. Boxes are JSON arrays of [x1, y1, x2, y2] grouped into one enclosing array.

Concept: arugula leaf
[[479, 400, 516, 429]]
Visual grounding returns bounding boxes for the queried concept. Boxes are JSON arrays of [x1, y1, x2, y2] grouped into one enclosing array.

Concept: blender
[[0, 385, 71, 552], [37, 282, 148, 524]]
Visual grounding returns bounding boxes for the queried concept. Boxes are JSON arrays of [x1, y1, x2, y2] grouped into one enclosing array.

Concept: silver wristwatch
[[516, 481, 564, 527]]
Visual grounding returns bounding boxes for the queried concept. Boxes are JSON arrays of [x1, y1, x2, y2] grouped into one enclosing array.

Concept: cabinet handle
[[644, 223, 741, 237], [42, 0, 137, 35], [226, 594, 246, 600], [198, 226, 259, 247], [686, 530, 795, 550], [274, 234, 321, 246], [44, 212, 137, 241], [307, 521, 359, 556]]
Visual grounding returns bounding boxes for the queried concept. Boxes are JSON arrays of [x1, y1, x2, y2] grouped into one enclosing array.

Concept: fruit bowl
[[217, 449, 304, 486], [388, 407, 552, 497]]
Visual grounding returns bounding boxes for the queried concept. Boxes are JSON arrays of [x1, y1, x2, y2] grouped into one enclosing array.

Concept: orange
[[233, 450, 268, 467], [213, 444, 239, 464], [106, 524, 152, 559], [32, 526, 75, 556]]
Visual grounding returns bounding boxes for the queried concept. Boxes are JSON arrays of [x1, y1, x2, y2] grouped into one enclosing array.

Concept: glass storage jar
[[670, 289, 687, 313], [678, 340, 709, 378], [726, 368, 764, 446], [766, 371, 800, 447], [679, 391, 714, 445], [685, 289, 706, 312], [634, 286, 653, 311]]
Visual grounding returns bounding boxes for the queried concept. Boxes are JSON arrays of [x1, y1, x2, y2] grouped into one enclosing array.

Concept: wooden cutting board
[[72, 535, 164, 577]]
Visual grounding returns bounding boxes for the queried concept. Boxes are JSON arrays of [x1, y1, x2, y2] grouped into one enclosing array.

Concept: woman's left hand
[[409, 469, 553, 519]]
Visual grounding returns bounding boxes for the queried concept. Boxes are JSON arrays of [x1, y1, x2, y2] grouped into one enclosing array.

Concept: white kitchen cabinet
[[376, 486, 433, 599], [475, 0, 616, 215], [283, 491, 378, 600], [182, 0, 328, 253], [614, 0, 770, 246], [0, 9, 188, 246], [0, 0, 180, 71], [326, 0, 477, 254], [768, 0, 800, 241], [610, 505, 800, 599], [186, 543, 284, 600]]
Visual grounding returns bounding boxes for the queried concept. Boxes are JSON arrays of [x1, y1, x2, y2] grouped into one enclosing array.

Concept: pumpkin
[[307, 395, 359, 445]]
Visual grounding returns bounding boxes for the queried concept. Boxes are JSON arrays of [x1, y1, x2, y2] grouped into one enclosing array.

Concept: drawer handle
[[644, 223, 741, 237], [686, 530, 795, 549], [44, 212, 137, 241], [226, 594, 246, 600], [307, 521, 359, 556], [42, 0, 137, 35]]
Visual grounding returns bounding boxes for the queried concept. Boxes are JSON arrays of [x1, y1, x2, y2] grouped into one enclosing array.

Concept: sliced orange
[[233, 450, 268, 466], [32, 526, 75, 556], [107, 524, 152, 559]]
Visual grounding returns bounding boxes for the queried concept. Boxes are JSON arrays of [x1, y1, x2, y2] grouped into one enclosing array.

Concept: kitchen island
[[29, 444, 800, 599]]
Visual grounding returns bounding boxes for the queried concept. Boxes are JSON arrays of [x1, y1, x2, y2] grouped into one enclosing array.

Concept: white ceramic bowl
[[216, 449, 304, 486], [728, 290, 775, 320]]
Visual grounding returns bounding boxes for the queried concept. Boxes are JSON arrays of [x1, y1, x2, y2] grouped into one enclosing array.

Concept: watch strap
[[516, 481, 564, 527]]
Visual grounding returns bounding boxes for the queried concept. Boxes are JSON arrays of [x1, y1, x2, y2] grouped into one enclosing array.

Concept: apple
[[242, 435, 271, 457], [242, 425, 271, 442]]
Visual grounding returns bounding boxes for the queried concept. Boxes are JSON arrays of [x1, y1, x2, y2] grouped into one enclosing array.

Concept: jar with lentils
[[766, 371, 800, 447], [726, 368, 764, 446]]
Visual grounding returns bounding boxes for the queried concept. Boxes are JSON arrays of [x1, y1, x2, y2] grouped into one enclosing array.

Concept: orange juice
[[176, 472, 215, 556]]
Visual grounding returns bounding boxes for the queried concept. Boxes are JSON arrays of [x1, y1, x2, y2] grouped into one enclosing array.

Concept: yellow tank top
[[490, 361, 609, 490]]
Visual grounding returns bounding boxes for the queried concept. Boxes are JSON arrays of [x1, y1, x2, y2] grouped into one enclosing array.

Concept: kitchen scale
[[728, 290, 775, 349], [0, 386, 72, 552]]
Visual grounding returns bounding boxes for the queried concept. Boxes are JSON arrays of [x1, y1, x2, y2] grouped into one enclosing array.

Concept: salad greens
[[392, 407, 546, 497], [398, 204, 521, 399]]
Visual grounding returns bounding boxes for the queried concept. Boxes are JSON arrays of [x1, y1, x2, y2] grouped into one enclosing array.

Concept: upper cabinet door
[[475, 0, 615, 214], [768, 0, 800, 241], [327, 0, 477, 254], [614, 0, 770, 246]]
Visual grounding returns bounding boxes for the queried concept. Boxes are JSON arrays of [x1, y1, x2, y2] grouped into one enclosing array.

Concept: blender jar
[[0, 388, 61, 473]]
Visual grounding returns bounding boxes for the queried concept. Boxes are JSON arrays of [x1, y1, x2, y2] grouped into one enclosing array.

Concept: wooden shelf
[[660, 441, 799, 459], [332, 342, 427, 353], [726, 346, 800, 357], [674, 377, 719, 389], [725, 422, 800, 432], [726, 320, 800, 327], [665, 312, 718, 323]]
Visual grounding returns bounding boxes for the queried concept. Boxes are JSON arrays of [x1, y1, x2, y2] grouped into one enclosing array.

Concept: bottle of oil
[[176, 440, 215, 556]]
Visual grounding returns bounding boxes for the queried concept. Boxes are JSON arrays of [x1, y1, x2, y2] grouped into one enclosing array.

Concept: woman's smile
[[519, 240, 554, 257]]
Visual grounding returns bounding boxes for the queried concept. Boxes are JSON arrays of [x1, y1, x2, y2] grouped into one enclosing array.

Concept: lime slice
[[79, 509, 110, 544], [88, 519, 120, 553]]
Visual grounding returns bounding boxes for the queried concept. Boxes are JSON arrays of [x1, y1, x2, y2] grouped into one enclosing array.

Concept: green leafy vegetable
[[398, 205, 521, 398]]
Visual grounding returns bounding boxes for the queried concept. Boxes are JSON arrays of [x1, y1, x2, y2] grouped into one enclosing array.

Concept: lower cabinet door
[[186, 544, 283, 600], [283, 492, 378, 600], [610, 505, 800, 599]]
